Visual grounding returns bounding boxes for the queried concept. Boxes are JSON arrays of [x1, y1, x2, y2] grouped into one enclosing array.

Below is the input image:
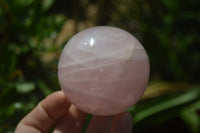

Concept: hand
[[15, 91, 133, 133]]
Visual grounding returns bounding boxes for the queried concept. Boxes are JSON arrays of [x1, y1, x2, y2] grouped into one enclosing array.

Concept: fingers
[[53, 105, 87, 133], [110, 112, 133, 133], [15, 91, 71, 133], [15, 90, 133, 133], [86, 112, 133, 133], [86, 115, 113, 133]]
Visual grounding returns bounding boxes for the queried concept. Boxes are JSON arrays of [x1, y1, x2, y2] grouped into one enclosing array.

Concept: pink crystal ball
[[58, 26, 150, 116]]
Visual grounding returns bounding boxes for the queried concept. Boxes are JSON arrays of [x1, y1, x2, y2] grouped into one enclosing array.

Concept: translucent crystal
[[58, 26, 150, 116]]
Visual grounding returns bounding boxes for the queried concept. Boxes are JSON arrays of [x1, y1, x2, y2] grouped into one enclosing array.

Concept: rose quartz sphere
[[58, 26, 149, 116]]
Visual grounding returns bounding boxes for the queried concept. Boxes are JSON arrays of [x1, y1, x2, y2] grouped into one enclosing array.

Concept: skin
[[15, 91, 133, 133]]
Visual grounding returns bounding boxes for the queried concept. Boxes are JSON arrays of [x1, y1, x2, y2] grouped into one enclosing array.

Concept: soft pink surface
[[58, 26, 150, 116]]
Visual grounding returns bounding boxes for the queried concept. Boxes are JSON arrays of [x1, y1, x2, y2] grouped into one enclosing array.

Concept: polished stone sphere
[[58, 26, 150, 116]]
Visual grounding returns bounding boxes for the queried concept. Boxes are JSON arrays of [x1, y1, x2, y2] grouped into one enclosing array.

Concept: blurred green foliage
[[0, 0, 200, 132], [0, 0, 65, 132]]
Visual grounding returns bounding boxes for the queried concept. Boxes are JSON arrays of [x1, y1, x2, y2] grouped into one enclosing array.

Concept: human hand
[[15, 91, 133, 133]]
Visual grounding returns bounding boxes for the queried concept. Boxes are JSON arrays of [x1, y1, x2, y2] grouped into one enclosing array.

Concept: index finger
[[15, 91, 71, 133]]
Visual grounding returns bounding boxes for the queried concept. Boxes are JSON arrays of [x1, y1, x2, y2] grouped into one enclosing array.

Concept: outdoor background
[[0, 0, 200, 132]]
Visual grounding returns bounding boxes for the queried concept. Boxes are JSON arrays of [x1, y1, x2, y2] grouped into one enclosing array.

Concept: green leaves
[[42, 0, 55, 11], [0, 1, 61, 132], [130, 85, 200, 133], [16, 82, 36, 94], [181, 100, 200, 133]]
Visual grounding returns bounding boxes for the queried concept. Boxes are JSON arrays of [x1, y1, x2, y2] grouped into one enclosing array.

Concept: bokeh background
[[0, 0, 200, 132]]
